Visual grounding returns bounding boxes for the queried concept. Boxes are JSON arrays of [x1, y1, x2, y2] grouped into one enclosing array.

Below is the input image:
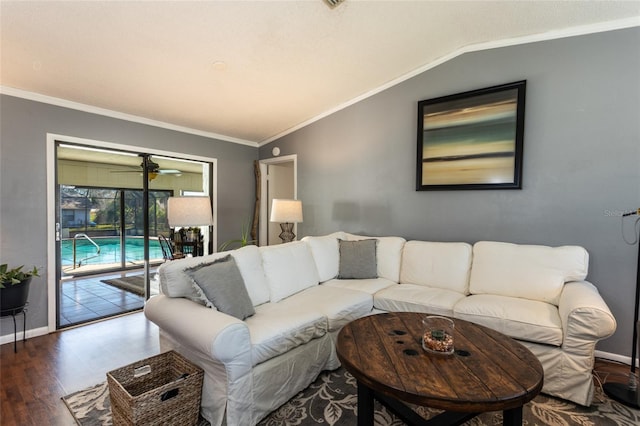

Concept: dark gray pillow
[[338, 239, 378, 279], [185, 255, 255, 320]]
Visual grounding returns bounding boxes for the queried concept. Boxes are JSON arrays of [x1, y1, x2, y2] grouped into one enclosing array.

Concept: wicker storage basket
[[106, 350, 204, 425]]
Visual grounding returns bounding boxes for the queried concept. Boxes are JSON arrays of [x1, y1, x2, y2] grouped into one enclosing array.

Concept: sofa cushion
[[454, 294, 563, 346], [281, 285, 373, 332], [469, 241, 589, 305], [159, 245, 270, 306], [343, 233, 405, 282], [186, 255, 255, 320], [246, 303, 327, 365], [374, 284, 466, 317], [400, 241, 472, 295], [323, 277, 396, 294], [301, 232, 347, 282], [231, 245, 270, 306], [338, 239, 378, 279], [260, 241, 320, 303]]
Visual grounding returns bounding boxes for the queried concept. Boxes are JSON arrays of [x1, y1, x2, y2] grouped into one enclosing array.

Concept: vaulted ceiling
[[2, 1, 639, 146]]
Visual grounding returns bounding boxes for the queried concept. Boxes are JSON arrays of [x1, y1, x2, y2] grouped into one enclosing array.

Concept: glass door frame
[[46, 134, 218, 332]]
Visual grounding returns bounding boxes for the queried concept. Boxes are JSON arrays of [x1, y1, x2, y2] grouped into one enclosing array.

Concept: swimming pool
[[61, 237, 163, 268]]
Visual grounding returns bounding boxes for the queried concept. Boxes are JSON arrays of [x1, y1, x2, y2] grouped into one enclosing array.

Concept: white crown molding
[[2, 15, 638, 149], [0, 86, 259, 148], [259, 16, 640, 146]]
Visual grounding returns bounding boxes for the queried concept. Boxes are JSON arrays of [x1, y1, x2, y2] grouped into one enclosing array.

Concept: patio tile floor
[[59, 269, 157, 328]]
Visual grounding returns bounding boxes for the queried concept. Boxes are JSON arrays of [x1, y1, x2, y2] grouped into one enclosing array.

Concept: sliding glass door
[[55, 142, 214, 328]]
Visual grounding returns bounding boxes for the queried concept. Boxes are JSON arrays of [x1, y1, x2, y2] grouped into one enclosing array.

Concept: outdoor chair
[[158, 235, 185, 261]]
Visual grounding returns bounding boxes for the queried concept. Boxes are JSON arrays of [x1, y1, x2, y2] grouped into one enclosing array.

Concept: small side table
[[1, 303, 28, 353]]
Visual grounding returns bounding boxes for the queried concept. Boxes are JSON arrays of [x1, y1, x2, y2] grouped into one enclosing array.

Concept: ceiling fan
[[111, 155, 182, 180]]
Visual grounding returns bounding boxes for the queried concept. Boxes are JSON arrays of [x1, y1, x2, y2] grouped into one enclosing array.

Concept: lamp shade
[[167, 196, 213, 227], [270, 199, 303, 223]]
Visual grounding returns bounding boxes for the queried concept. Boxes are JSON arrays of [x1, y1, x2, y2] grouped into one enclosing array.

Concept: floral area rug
[[63, 368, 640, 425]]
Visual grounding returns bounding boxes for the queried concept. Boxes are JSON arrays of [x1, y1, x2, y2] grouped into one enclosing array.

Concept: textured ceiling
[[1, 1, 639, 146]]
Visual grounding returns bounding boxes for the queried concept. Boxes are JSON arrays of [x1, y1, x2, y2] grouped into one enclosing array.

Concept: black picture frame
[[416, 81, 526, 191]]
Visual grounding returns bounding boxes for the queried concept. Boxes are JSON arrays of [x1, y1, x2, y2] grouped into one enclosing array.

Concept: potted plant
[[1, 264, 40, 314], [219, 219, 256, 251]]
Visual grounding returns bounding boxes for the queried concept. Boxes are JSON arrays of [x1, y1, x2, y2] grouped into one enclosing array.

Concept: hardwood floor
[[1, 312, 160, 425], [0, 311, 635, 425]]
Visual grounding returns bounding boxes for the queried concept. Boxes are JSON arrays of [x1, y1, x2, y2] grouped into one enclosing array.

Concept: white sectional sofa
[[144, 231, 616, 426]]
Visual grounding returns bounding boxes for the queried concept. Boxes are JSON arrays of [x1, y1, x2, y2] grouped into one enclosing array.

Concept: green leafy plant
[[0, 264, 40, 288], [218, 219, 256, 251]]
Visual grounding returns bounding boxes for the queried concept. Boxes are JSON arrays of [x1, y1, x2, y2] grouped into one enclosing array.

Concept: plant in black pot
[[1, 264, 40, 314]]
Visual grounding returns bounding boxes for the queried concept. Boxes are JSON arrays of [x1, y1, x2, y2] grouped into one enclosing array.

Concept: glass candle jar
[[422, 316, 455, 355]]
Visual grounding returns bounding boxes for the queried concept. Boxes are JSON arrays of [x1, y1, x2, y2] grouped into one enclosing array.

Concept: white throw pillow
[[232, 245, 270, 306], [260, 241, 320, 303], [301, 232, 347, 282], [469, 241, 589, 305]]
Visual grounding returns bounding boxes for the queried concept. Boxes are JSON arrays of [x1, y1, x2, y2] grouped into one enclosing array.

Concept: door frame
[[258, 154, 297, 246], [46, 133, 218, 332]]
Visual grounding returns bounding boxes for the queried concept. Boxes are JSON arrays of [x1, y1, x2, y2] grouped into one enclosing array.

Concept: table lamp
[[167, 196, 213, 255], [270, 199, 303, 243]]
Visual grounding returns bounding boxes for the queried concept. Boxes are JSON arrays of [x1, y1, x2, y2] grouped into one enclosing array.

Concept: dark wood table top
[[336, 312, 543, 413]]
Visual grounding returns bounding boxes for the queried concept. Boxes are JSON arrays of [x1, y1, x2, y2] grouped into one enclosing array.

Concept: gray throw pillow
[[338, 239, 378, 279], [185, 255, 255, 320]]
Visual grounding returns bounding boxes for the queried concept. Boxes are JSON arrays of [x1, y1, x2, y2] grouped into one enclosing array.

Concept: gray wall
[[260, 27, 640, 357], [0, 95, 257, 335]]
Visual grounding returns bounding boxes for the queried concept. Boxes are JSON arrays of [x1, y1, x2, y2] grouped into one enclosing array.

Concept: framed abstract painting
[[416, 81, 526, 191]]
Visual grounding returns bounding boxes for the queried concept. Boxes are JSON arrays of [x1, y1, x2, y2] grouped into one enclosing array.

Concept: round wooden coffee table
[[336, 312, 543, 426]]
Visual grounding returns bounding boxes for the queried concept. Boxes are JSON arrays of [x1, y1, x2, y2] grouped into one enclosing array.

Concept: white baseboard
[[0, 326, 49, 346], [595, 349, 638, 368]]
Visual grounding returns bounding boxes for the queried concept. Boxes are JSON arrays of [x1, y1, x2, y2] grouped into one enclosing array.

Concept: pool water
[[61, 237, 163, 267]]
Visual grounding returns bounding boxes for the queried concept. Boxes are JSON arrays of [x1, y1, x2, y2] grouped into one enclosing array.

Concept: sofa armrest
[[144, 295, 252, 365], [558, 281, 616, 352]]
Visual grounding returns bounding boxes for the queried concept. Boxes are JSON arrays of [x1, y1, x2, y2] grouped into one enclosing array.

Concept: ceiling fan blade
[[110, 168, 182, 175]]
